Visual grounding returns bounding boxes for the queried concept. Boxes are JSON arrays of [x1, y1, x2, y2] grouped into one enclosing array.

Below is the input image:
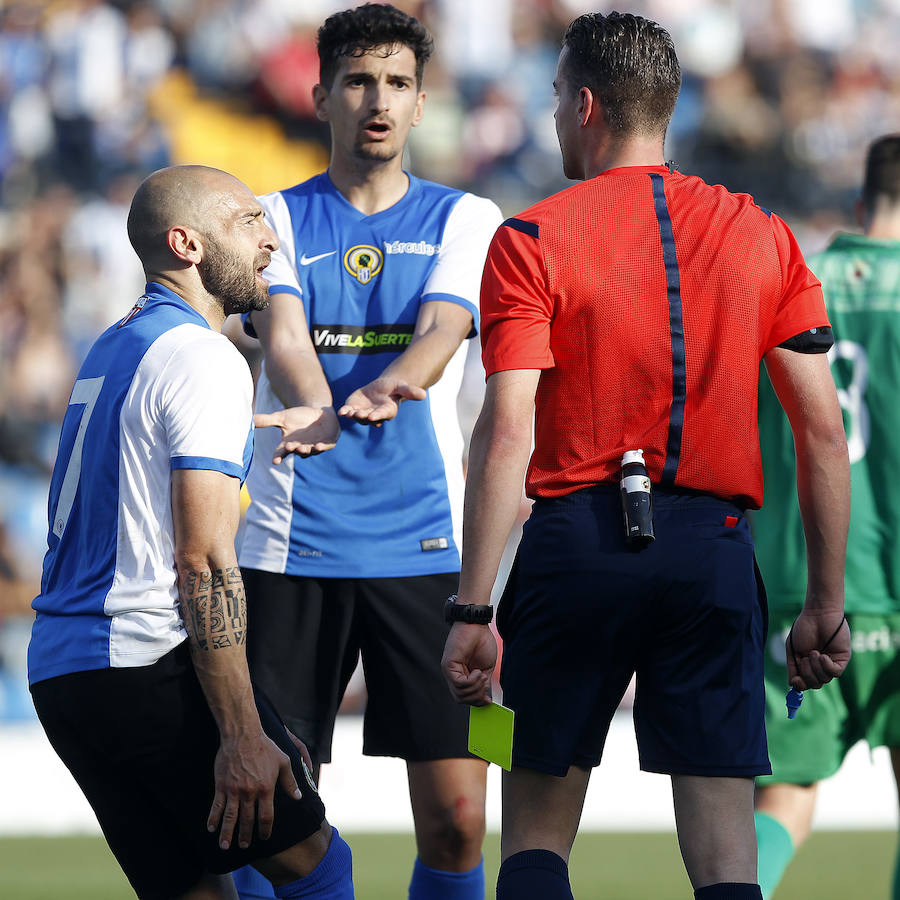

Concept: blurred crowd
[[2, 0, 900, 719]]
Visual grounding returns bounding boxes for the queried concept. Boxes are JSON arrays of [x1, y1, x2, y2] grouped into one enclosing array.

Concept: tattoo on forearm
[[178, 566, 247, 651]]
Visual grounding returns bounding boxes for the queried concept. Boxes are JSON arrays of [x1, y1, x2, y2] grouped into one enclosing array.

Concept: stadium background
[[0, 0, 898, 896]]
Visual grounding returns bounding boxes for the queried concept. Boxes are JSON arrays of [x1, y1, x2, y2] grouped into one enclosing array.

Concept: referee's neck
[[582, 137, 666, 180]]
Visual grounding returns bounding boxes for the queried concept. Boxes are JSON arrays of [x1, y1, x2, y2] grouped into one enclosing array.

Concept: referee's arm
[[763, 346, 851, 690], [442, 368, 539, 706]]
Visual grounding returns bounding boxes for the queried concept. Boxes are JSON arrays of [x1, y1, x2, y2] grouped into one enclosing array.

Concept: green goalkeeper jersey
[[754, 232, 900, 614]]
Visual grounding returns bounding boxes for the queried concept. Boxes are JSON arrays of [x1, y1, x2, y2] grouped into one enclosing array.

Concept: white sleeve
[[160, 333, 254, 479], [423, 193, 504, 330], [259, 190, 302, 299]]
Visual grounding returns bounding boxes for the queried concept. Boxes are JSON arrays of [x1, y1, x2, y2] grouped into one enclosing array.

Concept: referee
[[442, 12, 851, 900]]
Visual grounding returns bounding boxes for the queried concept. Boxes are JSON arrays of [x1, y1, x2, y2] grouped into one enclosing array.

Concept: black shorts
[[30, 642, 326, 900], [243, 569, 470, 764], [498, 486, 771, 778]]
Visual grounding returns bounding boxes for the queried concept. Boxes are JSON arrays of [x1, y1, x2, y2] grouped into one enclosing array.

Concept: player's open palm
[[254, 405, 340, 462], [339, 376, 426, 425], [207, 732, 302, 851], [786, 608, 851, 691]]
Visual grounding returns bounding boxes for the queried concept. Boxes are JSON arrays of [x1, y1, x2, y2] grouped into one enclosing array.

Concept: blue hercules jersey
[[240, 172, 502, 578], [28, 283, 255, 685]]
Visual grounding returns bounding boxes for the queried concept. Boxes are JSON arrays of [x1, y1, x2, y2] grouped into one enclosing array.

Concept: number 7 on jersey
[[52, 376, 105, 539]]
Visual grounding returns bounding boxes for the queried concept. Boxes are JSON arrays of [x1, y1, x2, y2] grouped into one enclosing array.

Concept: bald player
[[27, 166, 354, 900]]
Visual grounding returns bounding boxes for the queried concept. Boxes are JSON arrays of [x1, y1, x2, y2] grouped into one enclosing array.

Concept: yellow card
[[468, 702, 514, 770]]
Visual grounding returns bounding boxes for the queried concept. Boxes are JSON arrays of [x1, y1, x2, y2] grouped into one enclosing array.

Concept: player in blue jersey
[[232, 5, 502, 900], [28, 165, 353, 900]]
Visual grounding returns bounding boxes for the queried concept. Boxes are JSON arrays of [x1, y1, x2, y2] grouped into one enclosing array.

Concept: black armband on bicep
[[778, 326, 834, 354]]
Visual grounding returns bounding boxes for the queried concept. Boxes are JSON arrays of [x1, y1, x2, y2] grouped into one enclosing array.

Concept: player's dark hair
[[862, 134, 900, 213], [318, 3, 433, 90], [561, 11, 681, 138]]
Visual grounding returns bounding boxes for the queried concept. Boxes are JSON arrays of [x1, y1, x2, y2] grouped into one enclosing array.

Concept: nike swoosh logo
[[299, 251, 337, 266]]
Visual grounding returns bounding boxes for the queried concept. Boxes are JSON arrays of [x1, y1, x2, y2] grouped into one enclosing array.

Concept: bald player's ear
[[168, 226, 203, 265]]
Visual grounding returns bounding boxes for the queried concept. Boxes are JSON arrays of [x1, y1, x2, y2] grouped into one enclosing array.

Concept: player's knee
[[448, 791, 486, 846], [417, 794, 486, 865]]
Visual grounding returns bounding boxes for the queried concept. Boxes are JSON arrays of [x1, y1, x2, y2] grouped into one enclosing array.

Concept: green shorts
[[759, 610, 900, 786]]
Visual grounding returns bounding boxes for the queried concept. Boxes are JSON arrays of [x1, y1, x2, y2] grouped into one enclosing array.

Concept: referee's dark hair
[[562, 11, 681, 138], [317, 3, 434, 90], [862, 134, 900, 214]]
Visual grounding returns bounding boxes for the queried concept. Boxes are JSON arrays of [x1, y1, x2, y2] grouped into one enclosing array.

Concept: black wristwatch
[[444, 595, 494, 625]]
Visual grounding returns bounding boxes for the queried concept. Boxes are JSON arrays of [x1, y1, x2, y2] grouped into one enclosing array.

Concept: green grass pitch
[[0, 831, 893, 898]]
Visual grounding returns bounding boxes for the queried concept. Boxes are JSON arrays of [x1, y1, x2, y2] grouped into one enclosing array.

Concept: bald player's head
[[126, 165, 251, 273], [127, 165, 277, 317]]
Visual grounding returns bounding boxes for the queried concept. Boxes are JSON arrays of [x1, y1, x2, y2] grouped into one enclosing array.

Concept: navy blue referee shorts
[[497, 486, 771, 778]]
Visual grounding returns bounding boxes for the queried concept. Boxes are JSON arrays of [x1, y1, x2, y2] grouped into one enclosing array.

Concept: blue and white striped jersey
[[28, 282, 254, 685], [240, 172, 502, 578]]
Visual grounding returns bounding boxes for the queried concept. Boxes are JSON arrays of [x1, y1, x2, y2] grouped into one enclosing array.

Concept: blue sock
[[497, 850, 573, 900], [408, 856, 484, 900], [234, 864, 276, 899], [273, 827, 354, 899], [694, 885, 762, 899], [754, 811, 795, 900]]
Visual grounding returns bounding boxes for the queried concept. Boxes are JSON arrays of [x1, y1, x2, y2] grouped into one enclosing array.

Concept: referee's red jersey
[[481, 164, 828, 508]]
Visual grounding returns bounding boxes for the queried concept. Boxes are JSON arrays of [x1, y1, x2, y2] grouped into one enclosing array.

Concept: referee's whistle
[[786, 688, 803, 719]]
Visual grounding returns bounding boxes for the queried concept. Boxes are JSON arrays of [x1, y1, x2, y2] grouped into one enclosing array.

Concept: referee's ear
[[578, 86, 595, 128]]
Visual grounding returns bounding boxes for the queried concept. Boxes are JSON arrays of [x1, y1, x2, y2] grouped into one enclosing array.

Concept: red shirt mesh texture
[[480, 166, 828, 507]]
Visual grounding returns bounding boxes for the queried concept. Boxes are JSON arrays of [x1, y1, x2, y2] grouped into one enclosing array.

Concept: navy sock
[[497, 850, 573, 900], [694, 884, 763, 900], [408, 856, 485, 900], [273, 827, 353, 899]]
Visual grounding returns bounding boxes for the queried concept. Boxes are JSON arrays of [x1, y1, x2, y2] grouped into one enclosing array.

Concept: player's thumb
[[279, 759, 302, 801], [394, 382, 427, 402], [253, 411, 281, 430]]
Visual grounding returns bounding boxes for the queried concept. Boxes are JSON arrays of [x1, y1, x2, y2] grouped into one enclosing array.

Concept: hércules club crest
[[343, 245, 384, 284]]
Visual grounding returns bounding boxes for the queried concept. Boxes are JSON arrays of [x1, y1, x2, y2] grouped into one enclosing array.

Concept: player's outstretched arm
[[764, 347, 851, 690], [339, 300, 472, 425], [252, 293, 339, 455], [337, 378, 427, 425], [172, 468, 304, 850], [254, 406, 339, 463]]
